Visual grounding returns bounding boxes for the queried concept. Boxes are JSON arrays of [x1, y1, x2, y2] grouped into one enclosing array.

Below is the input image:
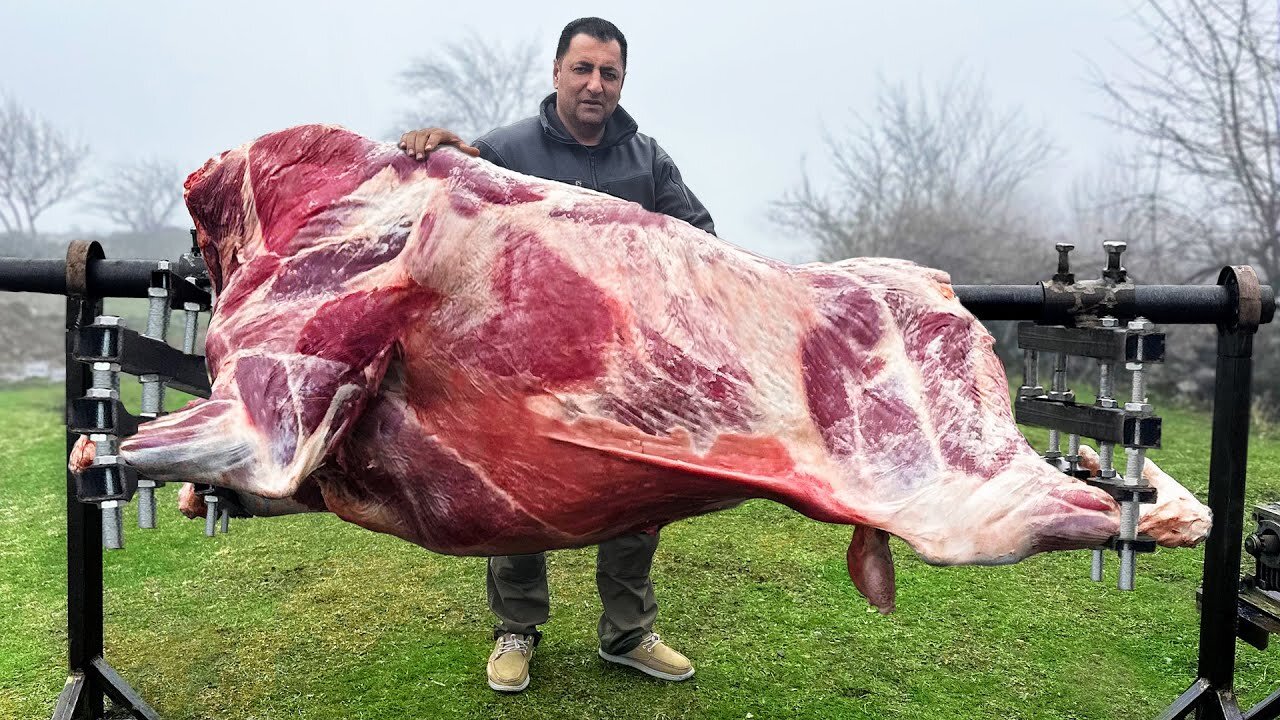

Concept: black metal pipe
[[952, 284, 1274, 324], [1, 255, 1275, 328], [90, 261, 176, 299], [0, 258, 165, 298], [0, 258, 64, 294], [1132, 286, 1229, 325], [1138, 284, 1275, 325], [950, 284, 1045, 320]]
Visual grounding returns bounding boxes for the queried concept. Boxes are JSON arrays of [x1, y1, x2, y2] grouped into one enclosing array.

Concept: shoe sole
[[487, 675, 530, 693], [598, 649, 695, 681]]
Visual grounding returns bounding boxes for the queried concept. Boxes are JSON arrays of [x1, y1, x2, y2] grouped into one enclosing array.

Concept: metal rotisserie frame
[[0, 240, 1270, 720]]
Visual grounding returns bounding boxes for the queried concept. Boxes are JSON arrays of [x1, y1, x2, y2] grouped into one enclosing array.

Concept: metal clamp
[[1021, 245, 1167, 590]]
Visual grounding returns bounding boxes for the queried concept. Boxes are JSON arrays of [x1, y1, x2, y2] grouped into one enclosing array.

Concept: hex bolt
[[1048, 352, 1072, 400], [145, 286, 170, 341], [1089, 316, 1124, 583], [87, 358, 120, 458], [182, 301, 202, 355], [1092, 430, 1115, 580], [1097, 350, 1117, 479], [1125, 448, 1147, 490], [1118, 444, 1148, 592], [90, 432, 117, 457], [1054, 243, 1075, 284], [1099, 444, 1116, 478], [1118, 320, 1153, 593], [204, 495, 220, 537], [1067, 433, 1081, 472], [1127, 366, 1147, 411], [93, 315, 123, 360], [1118, 477, 1141, 589], [1103, 241, 1128, 284], [139, 373, 164, 418], [141, 269, 173, 421], [1023, 349, 1039, 389], [1125, 319, 1154, 414], [1045, 353, 1070, 456], [91, 362, 120, 393], [1098, 364, 1115, 407], [102, 501, 123, 550], [137, 479, 157, 529], [1119, 544, 1137, 591]]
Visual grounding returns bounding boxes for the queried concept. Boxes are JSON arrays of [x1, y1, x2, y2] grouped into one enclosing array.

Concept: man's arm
[[654, 147, 716, 236]]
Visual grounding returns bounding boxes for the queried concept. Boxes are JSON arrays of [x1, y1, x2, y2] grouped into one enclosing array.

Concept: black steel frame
[[41, 241, 211, 720], [0, 244, 1271, 719], [983, 266, 1272, 720]]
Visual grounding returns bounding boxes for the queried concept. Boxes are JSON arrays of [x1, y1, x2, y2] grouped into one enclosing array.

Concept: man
[[399, 17, 715, 694]]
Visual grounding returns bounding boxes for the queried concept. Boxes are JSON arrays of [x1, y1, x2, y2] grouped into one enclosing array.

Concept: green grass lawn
[[4, 382, 1280, 719]]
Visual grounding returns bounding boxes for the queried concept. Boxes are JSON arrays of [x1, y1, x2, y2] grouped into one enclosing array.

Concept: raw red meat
[[72, 125, 1210, 612]]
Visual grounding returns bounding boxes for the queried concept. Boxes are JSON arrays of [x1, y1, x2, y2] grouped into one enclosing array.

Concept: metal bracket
[[68, 393, 140, 436], [74, 322, 211, 398], [1015, 397, 1162, 448], [1085, 476, 1159, 505], [74, 456, 139, 504], [1017, 323, 1165, 364]]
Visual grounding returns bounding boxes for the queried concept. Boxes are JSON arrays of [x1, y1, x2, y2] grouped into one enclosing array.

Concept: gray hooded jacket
[[473, 94, 716, 235]]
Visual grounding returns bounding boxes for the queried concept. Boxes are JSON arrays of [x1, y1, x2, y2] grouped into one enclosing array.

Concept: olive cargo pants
[[487, 530, 660, 655]]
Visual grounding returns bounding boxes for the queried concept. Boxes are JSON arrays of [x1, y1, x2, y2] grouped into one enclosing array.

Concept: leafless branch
[[770, 72, 1057, 282], [0, 94, 89, 239], [1095, 0, 1280, 281], [393, 33, 547, 142], [87, 158, 184, 232]]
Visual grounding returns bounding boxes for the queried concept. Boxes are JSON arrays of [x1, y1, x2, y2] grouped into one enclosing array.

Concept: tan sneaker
[[598, 632, 694, 681], [487, 633, 534, 692]]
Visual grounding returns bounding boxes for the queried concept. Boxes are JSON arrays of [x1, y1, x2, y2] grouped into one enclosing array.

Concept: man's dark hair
[[555, 17, 628, 69]]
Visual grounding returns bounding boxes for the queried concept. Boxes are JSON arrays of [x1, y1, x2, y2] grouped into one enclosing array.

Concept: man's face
[[553, 34, 625, 133]]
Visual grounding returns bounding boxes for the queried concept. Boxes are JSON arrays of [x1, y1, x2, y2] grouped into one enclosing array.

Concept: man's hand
[[398, 128, 481, 160]]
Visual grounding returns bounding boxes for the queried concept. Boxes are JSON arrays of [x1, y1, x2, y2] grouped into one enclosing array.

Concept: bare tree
[[770, 73, 1057, 283], [89, 158, 184, 232], [1087, 0, 1280, 413], [1068, 147, 1224, 284], [0, 94, 89, 239], [1096, 0, 1279, 283], [394, 33, 547, 142]]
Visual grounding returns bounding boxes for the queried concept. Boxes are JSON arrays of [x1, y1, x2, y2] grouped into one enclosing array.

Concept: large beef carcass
[[71, 125, 1210, 613]]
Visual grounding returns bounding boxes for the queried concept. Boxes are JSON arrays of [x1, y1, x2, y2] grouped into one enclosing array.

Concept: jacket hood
[[538, 93, 639, 150]]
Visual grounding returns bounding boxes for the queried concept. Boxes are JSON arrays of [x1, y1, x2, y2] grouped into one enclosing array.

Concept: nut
[[1127, 318, 1154, 332]]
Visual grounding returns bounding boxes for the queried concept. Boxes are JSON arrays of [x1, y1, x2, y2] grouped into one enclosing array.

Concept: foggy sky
[[1, 0, 1149, 262]]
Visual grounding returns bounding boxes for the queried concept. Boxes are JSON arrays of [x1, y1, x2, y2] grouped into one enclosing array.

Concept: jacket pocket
[[552, 176, 589, 190], [600, 173, 656, 211]]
